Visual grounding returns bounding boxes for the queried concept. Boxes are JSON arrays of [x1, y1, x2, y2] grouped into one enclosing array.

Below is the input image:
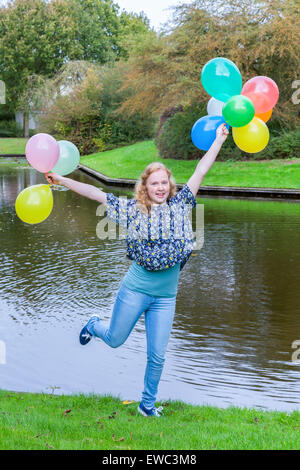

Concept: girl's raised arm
[[187, 123, 228, 197], [45, 172, 107, 204]]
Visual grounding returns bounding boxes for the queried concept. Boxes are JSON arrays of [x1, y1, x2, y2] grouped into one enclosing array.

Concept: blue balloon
[[191, 115, 229, 151]]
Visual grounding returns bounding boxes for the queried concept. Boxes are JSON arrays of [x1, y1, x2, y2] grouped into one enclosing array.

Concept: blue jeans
[[88, 282, 176, 409]]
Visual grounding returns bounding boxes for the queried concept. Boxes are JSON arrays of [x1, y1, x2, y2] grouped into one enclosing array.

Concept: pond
[[0, 163, 300, 412]]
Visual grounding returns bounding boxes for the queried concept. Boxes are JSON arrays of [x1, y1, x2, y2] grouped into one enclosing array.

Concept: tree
[[0, 0, 151, 136], [0, 0, 82, 135], [31, 60, 155, 154], [70, 0, 150, 62], [119, 0, 300, 129]]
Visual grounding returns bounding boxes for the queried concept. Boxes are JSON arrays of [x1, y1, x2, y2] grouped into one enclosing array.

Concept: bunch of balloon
[[191, 57, 279, 154], [15, 133, 80, 224]]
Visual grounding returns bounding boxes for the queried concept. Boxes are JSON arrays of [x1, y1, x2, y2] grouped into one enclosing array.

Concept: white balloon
[[207, 97, 225, 116]]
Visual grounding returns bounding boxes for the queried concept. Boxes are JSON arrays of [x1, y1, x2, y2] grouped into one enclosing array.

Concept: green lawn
[[0, 390, 299, 450], [81, 140, 300, 189], [0, 138, 27, 154]]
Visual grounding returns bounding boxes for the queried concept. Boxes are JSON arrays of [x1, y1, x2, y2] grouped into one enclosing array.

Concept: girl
[[46, 123, 228, 417]]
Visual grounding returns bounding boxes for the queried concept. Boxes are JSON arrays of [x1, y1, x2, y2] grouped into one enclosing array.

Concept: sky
[[116, 0, 185, 31]]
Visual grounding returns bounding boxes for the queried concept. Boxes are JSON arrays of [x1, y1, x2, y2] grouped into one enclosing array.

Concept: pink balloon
[[241, 76, 279, 114], [25, 133, 60, 173]]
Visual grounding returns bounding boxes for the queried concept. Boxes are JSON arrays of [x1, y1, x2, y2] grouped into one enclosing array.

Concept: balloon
[[201, 57, 242, 102], [232, 117, 270, 153], [25, 133, 60, 173], [241, 76, 279, 114], [222, 95, 255, 127], [15, 184, 53, 224], [51, 140, 80, 176], [191, 115, 229, 151], [255, 108, 272, 123], [207, 97, 225, 116]]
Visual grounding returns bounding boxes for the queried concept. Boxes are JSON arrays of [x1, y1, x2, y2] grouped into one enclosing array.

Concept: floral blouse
[[105, 184, 197, 271]]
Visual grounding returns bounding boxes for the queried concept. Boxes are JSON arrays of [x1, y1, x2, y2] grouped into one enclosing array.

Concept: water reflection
[[0, 164, 299, 411]]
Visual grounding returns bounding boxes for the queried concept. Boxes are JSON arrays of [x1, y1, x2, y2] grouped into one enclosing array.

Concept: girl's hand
[[45, 172, 65, 186], [216, 123, 229, 144]]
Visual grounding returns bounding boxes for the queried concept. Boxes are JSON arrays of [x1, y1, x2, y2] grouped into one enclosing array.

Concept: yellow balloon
[[232, 117, 270, 153], [15, 184, 53, 224]]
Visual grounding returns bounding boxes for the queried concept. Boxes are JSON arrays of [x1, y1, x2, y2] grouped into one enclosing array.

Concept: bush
[[156, 103, 206, 160], [0, 104, 15, 121], [36, 63, 155, 155], [157, 106, 183, 136], [51, 118, 105, 156], [156, 103, 300, 161], [0, 119, 23, 137], [155, 103, 240, 161], [104, 113, 155, 149], [258, 130, 300, 160]]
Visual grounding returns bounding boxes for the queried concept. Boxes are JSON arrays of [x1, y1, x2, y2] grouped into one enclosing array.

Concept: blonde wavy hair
[[134, 162, 176, 214]]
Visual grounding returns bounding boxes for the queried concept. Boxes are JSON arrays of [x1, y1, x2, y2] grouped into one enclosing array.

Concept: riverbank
[[0, 390, 299, 450], [2, 139, 300, 190]]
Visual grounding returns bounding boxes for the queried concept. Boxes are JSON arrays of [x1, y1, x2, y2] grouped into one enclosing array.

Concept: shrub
[[37, 63, 155, 154], [0, 104, 14, 121], [0, 119, 23, 137], [157, 106, 183, 136], [258, 130, 300, 160], [156, 103, 206, 160], [156, 102, 300, 161], [105, 113, 155, 149]]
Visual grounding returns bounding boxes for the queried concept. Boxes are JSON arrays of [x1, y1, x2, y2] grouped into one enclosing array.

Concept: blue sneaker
[[137, 402, 163, 417], [79, 315, 100, 345]]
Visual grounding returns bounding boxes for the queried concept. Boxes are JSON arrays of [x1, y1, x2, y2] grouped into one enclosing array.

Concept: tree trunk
[[23, 112, 30, 138]]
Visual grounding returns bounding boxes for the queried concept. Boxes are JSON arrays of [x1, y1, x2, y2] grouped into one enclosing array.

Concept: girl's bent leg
[[141, 296, 176, 409], [89, 283, 152, 348]]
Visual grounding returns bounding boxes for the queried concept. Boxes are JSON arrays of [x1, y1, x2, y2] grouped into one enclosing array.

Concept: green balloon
[[201, 57, 242, 102], [52, 141, 80, 176], [222, 95, 255, 127]]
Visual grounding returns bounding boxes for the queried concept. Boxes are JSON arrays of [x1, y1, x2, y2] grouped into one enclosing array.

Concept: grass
[[0, 138, 27, 154], [81, 140, 300, 189], [0, 390, 299, 450]]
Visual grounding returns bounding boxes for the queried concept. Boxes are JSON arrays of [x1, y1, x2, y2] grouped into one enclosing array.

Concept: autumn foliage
[[119, 0, 300, 131]]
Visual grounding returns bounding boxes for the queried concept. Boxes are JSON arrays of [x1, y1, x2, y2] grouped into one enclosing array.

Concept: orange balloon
[[255, 108, 272, 123]]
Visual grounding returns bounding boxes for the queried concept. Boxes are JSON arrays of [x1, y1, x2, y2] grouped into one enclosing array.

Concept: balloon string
[[46, 172, 52, 187]]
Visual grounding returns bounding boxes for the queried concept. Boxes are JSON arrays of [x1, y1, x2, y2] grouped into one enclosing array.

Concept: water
[[0, 163, 299, 411]]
